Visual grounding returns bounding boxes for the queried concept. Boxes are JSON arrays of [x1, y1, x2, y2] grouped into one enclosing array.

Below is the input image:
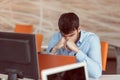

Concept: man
[[46, 12, 102, 78]]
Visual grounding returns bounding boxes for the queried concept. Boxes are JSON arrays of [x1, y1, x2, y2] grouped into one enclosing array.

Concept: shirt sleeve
[[76, 35, 102, 78], [46, 32, 61, 54]]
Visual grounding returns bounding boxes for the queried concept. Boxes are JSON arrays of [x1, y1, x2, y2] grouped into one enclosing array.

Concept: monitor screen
[[0, 32, 39, 80]]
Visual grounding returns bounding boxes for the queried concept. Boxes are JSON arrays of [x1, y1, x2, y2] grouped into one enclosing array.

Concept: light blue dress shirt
[[46, 30, 102, 78]]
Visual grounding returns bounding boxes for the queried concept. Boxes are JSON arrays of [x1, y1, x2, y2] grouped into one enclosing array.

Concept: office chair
[[101, 41, 108, 71], [35, 34, 43, 52], [14, 24, 43, 52], [14, 24, 33, 34]]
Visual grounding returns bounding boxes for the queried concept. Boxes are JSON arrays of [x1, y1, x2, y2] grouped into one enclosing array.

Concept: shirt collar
[[78, 30, 84, 43]]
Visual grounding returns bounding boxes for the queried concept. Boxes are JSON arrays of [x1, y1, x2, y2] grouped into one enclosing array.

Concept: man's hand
[[51, 37, 79, 55], [65, 39, 79, 54], [56, 37, 66, 49], [50, 37, 66, 54]]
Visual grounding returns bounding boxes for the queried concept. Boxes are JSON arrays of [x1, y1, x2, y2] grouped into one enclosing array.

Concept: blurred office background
[[0, 0, 120, 74]]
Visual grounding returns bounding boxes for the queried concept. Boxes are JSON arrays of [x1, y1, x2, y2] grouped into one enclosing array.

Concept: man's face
[[61, 27, 80, 42]]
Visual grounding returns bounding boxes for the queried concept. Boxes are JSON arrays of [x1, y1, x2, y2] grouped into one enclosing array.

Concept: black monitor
[[0, 32, 39, 80]]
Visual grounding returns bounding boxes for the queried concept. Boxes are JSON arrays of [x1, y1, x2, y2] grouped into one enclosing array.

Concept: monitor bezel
[[41, 62, 88, 80]]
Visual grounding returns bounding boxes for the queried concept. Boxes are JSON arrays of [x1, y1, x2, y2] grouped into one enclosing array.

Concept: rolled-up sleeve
[[76, 35, 102, 78], [46, 32, 61, 54]]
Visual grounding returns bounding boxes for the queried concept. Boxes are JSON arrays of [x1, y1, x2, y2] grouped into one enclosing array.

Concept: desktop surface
[[1, 74, 120, 80], [38, 54, 76, 71]]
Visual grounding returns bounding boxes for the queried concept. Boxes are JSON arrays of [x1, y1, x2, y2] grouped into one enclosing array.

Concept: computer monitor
[[41, 62, 89, 80], [0, 32, 39, 80]]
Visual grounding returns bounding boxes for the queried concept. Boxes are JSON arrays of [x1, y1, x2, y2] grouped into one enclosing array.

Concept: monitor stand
[[8, 73, 17, 80], [6, 69, 23, 80]]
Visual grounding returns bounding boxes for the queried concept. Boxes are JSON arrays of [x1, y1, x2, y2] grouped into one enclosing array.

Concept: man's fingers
[[50, 52, 57, 55]]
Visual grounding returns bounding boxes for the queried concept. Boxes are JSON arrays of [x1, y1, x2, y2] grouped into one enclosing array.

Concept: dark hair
[[58, 12, 79, 34]]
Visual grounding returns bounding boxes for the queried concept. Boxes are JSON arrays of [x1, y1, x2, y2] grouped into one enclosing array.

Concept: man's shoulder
[[82, 30, 98, 37], [52, 32, 61, 37], [81, 30, 99, 41], [51, 32, 62, 40]]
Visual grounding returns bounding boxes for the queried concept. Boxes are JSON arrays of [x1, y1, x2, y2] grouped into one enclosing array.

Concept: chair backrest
[[14, 24, 33, 34], [14, 24, 43, 52], [101, 41, 108, 71], [35, 34, 43, 52]]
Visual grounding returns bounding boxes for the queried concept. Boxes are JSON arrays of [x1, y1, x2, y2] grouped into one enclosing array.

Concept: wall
[[0, 0, 120, 46]]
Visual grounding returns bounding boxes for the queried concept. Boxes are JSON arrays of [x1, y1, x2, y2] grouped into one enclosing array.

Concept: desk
[[0, 74, 120, 80], [100, 75, 120, 80], [89, 75, 120, 80]]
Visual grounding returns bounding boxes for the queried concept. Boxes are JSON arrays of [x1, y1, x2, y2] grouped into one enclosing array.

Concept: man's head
[[58, 12, 81, 41], [58, 12, 80, 34]]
